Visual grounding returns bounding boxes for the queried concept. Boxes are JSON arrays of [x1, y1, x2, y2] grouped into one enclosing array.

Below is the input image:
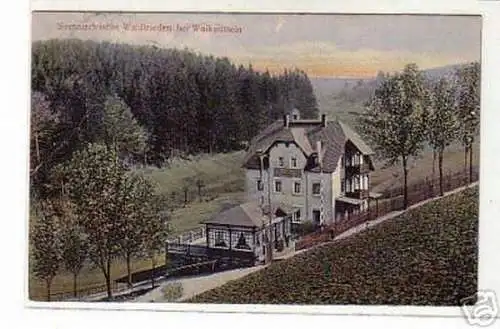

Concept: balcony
[[344, 162, 370, 175], [345, 189, 369, 200]]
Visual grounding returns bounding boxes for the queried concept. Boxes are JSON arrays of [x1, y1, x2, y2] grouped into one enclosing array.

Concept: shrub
[[161, 282, 183, 302]]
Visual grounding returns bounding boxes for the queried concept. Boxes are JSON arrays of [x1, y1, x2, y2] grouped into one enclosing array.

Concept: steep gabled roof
[[242, 117, 374, 173], [338, 121, 375, 156]]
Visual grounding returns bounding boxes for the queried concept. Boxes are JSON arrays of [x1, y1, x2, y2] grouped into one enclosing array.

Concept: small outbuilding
[[202, 201, 293, 264]]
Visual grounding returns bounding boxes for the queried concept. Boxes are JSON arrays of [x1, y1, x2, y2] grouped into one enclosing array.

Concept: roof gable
[[242, 117, 374, 173]]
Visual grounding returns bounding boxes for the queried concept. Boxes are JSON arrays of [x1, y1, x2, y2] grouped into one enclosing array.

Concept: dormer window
[[291, 157, 298, 168]]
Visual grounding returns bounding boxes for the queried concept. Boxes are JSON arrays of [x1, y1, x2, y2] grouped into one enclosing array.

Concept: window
[[346, 179, 352, 193], [278, 157, 284, 167], [341, 179, 345, 193], [312, 183, 321, 195], [260, 196, 264, 205], [235, 233, 251, 250], [293, 181, 301, 194], [293, 209, 301, 223], [345, 155, 351, 167], [214, 231, 227, 247], [354, 176, 360, 190], [313, 210, 321, 225], [257, 179, 264, 191], [274, 180, 282, 193], [291, 157, 298, 168]]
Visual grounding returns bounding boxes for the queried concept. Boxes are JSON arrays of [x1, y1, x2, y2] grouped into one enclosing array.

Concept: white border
[[7, 0, 499, 324]]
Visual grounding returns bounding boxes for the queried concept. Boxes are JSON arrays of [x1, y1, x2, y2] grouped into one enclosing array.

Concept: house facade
[[242, 109, 376, 227]]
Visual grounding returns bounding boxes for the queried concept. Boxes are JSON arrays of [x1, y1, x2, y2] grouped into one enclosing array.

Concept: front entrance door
[[313, 210, 321, 225]]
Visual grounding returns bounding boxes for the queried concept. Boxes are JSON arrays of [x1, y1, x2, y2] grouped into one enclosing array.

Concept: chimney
[[316, 141, 322, 167], [321, 114, 327, 127], [283, 114, 290, 128]]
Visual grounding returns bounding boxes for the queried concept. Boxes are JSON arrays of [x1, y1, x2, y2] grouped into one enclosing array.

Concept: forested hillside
[[31, 39, 318, 199]]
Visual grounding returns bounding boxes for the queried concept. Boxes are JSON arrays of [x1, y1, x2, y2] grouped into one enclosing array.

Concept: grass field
[[370, 141, 480, 192], [29, 254, 165, 301], [187, 186, 478, 305], [28, 140, 479, 301]]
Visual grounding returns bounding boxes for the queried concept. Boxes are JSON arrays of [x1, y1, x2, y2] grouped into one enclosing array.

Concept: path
[[129, 182, 478, 303], [133, 265, 267, 302]]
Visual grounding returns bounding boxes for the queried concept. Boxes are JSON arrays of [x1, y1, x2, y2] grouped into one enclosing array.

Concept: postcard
[[25, 6, 495, 326]]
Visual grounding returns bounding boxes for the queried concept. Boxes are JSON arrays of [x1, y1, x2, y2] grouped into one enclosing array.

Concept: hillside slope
[[188, 186, 478, 305]]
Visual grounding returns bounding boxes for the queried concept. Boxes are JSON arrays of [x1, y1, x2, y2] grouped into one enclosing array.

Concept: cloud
[[31, 12, 480, 78], [229, 41, 478, 77]]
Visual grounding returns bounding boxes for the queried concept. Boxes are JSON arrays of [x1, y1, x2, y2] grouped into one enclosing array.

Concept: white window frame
[[257, 179, 264, 191], [292, 207, 302, 223], [278, 156, 285, 167], [293, 179, 302, 195], [274, 179, 282, 193], [290, 156, 298, 168], [312, 182, 321, 196], [346, 178, 352, 193]]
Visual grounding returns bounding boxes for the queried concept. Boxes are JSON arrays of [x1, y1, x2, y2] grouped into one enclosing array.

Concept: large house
[[242, 108, 377, 227], [200, 109, 377, 264]]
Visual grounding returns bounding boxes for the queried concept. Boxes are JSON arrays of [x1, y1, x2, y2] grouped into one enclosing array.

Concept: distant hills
[[311, 63, 467, 127]]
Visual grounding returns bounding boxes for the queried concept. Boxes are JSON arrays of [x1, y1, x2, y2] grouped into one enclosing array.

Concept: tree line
[[30, 143, 170, 301], [30, 39, 318, 200], [358, 62, 480, 208], [30, 38, 318, 301]]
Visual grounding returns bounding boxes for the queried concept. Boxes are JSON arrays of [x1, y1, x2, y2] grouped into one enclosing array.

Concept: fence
[[167, 226, 206, 245], [295, 167, 479, 251], [31, 281, 130, 302]]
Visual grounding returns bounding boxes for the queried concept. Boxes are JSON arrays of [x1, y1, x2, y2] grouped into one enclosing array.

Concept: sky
[[31, 12, 482, 78]]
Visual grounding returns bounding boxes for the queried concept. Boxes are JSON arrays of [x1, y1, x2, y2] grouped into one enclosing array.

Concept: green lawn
[[187, 186, 478, 305], [28, 142, 479, 301]]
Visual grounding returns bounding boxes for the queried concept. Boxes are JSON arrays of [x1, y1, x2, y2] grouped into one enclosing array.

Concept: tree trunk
[[469, 142, 474, 183], [438, 150, 444, 196], [35, 132, 41, 165], [150, 256, 156, 289], [464, 145, 469, 178], [402, 156, 408, 209], [105, 258, 112, 300], [126, 253, 132, 288], [73, 272, 78, 298], [432, 149, 436, 192], [46, 278, 52, 302]]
